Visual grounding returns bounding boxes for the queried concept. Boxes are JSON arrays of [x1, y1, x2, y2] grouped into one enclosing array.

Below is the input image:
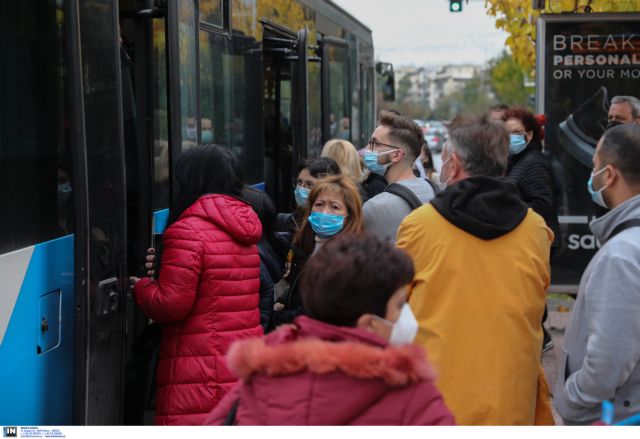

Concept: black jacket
[[364, 172, 388, 199], [507, 143, 561, 247], [257, 240, 284, 332], [268, 243, 309, 332]]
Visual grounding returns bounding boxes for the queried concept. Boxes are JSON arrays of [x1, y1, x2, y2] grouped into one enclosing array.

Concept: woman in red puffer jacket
[[130, 145, 263, 425], [207, 233, 455, 426]]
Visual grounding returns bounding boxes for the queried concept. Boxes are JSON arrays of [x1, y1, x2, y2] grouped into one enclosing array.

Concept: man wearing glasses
[[362, 111, 435, 244]]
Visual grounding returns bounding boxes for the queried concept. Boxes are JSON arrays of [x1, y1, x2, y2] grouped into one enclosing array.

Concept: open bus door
[[263, 22, 310, 210], [73, 0, 128, 425], [117, 0, 198, 424]]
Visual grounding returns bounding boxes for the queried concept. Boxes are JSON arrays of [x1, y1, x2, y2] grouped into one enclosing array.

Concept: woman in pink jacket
[[207, 233, 455, 425], [131, 145, 263, 425]]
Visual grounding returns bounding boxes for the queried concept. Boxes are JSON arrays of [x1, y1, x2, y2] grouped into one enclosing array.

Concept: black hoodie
[[430, 176, 528, 240]]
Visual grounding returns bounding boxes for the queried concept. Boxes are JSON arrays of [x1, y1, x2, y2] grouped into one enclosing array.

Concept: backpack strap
[[423, 177, 440, 195], [384, 183, 423, 211], [609, 218, 640, 240]]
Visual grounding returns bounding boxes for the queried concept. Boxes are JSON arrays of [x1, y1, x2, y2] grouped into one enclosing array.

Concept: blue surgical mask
[[294, 186, 310, 207], [308, 211, 345, 239], [587, 166, 609, 208], [201, 130, 213, 143], [364, 150, 394, 176], [509, 134, 528, 155]]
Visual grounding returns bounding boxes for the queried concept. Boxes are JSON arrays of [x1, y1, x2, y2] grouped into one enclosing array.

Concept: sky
[[331, 0, 510, 69]]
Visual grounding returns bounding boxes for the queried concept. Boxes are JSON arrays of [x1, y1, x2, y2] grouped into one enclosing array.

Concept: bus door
[[263, 22, 309, 210], [321, 37, 351, 144], [118, 0, 199, 424], [73, 0, 129, 425]]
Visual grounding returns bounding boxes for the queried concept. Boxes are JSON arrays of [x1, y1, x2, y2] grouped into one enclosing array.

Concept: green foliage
[[489, 50, 533, 108], [484, 0, 640, 73]]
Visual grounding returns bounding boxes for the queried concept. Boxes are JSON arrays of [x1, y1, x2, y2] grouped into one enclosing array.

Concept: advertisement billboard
[[536, 13, 640, 290]]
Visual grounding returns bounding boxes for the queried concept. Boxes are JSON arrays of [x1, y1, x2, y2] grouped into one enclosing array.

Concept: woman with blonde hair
[[269, 175, 364, 330], [321, 139, 368, 201]]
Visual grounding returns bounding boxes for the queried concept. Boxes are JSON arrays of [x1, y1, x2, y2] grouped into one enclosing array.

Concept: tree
[[489, 50, 533, 108], [484, 0, 640, 73]]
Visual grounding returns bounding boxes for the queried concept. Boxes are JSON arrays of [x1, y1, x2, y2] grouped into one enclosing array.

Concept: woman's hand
[[144, 247, 156, 277]]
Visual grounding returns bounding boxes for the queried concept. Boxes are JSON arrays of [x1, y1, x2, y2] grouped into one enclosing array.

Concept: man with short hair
[[553, 124, 640, 425], [397, 117, 554, 425], [362, 111, 435, 244], [607, 95, 640, 128]]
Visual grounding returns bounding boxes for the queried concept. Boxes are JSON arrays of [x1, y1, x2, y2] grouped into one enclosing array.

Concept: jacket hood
[[227, 316, 435, 387], [182, 194, 262, 245], [590, 194, 640, 244], [430, 176, 528, 240]]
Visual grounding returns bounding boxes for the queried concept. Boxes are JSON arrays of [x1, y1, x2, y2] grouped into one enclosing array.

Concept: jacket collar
[[590, 194, 640, 244], [226, 316, 434, 387]]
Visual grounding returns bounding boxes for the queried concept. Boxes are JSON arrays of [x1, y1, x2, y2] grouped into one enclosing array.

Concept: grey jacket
[[363, 177, 435, 244], [554, 194, 640, 425]]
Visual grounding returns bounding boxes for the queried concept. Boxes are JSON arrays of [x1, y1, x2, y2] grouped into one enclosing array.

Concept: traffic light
[[450, 0, 463, 12]]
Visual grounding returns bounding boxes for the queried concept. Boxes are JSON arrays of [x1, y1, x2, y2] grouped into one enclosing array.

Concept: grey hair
[[611, 96, 640, 119], [447, 119, 509, 177]]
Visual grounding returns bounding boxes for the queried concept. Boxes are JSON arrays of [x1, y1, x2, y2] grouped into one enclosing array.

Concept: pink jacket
[[134, 194, 263, 425], [207, 316, 455, 425]]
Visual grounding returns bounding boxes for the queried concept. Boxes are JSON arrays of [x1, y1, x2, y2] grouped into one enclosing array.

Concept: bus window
[[308, 61, 322, 157], [361, 65, 375, 143], [200, 0, 224, 28], [152, 18, 170, 210], [0, 0, 73, 255], [178, 0, 198, 152], [325, 43, 351, 142], [199, 31, 233, 149]]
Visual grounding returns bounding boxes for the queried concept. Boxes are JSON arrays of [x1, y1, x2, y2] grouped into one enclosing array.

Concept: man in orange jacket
[[397, 117, 554, 425]]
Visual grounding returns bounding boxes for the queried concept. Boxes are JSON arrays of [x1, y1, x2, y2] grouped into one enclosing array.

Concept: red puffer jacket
[[134, 194, 263, 425], [206, 316, 455, 425]]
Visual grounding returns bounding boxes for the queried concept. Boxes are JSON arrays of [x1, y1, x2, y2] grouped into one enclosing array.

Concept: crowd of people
[[129, 99, 640, 426]]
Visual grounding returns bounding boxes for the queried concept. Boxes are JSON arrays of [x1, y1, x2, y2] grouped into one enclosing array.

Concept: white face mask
[[373, 303, 419, 346], [438, 157, 453, 191]]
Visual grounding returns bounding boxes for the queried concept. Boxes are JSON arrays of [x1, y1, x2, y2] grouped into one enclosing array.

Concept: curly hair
[[502, 107, 545, 143]]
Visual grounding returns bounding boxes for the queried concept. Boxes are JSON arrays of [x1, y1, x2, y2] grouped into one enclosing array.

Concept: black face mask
[[607, 120, 624, 130]]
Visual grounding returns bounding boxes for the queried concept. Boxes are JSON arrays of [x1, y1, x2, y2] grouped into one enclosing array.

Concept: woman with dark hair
[[242, 187, 284, 331], [130, 144, 263, 425], [414, 143, 440, 186], [206, 233, 455, 425], [503, 108, 560, 353], [270, 175, 364, 330]]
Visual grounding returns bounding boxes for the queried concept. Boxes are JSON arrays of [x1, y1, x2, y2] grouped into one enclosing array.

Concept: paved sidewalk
[[542, 301, 575, 426]]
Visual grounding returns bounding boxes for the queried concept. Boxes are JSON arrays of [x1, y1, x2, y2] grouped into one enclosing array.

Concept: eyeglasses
[[368, 138, 400, 151]]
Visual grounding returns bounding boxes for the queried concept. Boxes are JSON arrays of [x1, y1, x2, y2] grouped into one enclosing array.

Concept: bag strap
[[423, 177, 440, 195], [609, 218, 640, 240], [384, 183, 423, 211], [222, 400, 240, 426]]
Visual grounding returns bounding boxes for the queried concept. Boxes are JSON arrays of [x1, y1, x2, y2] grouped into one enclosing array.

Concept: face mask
[[308, 211, 345, 239], [201, 130, 213, 143], [364, 150, 395, 176], [509, 134, 528, 155], [607, 120, 624, 130], [186, 126, 197, 141], [373, 303, 419, 347], [294, 186, 310, 207], [438, 157, 453, 191], [58, 182, 72, 206], [587, 166, 609, 208]]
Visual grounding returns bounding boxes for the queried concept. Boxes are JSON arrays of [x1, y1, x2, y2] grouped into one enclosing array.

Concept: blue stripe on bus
[[252, 182, 266, 191], [153, 209, 170, 234], [0, 235, 74, 425]]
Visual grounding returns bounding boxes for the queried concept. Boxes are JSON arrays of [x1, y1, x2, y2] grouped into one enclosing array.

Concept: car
[[425, 127, 446, 152]]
